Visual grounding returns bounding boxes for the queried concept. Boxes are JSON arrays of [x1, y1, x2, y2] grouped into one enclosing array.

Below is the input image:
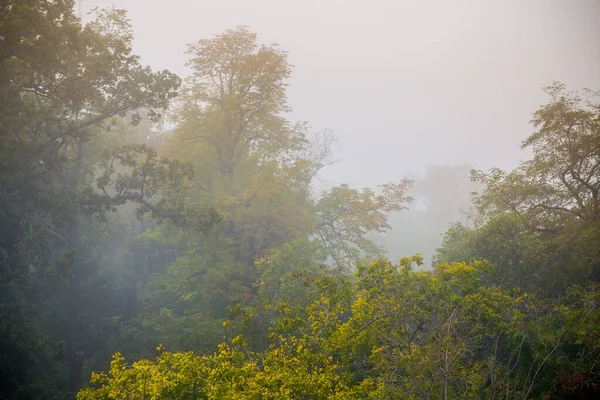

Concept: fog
[[77, 0, 600, 264], [81, 0, 600, 186], [3, 1, 600, 397]]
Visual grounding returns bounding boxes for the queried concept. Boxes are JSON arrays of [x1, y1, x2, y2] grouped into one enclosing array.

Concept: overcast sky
[[81, 0, 600, 188]]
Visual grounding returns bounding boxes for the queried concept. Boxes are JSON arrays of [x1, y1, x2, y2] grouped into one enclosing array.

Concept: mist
[[81, 0, 600, 186], [78, 0, 600, 264], [2, 1, 600, 398]]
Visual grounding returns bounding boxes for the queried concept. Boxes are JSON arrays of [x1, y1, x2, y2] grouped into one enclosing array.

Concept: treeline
[[78, 259, 600, 399], [0, 1, 598, 399]]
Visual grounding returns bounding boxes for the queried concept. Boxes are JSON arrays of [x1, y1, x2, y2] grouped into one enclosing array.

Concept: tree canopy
[[0, 2, 599, 399]]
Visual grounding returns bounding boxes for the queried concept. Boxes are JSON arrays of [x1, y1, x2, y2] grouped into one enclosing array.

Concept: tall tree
[[0, 1, 218, 396], [437, 83, 600, 293], [176, 25, 301, 178], [473, 83, 600, 231], [126, 27, 411, 358]]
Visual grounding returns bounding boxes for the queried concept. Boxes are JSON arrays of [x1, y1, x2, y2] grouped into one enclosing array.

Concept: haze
[[4, 1, 600, 397], [80, 0, 600, 187]]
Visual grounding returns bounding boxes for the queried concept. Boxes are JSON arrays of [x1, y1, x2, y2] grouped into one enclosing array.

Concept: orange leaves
[[314, 181, 413, 269]]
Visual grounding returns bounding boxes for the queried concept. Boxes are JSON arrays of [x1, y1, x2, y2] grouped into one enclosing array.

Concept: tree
[[175, 25, 301, 178], [0, 1, 217, 396], [314, 182, 413, 270], [121, 27, 413, 363], [436, 84, 600, 295], [471, 83, 600, 283], [376, 164, 481, 266], [78, 257, 600, 399], [474, 83, 600, 228], [114, 27, 325, 359]]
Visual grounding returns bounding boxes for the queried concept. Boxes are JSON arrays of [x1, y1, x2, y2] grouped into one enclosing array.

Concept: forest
[[1, 1, 599, 399]]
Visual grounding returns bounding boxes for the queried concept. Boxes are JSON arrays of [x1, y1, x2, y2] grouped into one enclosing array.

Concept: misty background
[[78, 0, 600, 262], [4, 1, 600, 396]]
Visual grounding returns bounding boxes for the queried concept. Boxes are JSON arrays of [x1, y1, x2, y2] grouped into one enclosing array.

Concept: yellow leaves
[[350, 290, 370, 316], [431, 260, 495, 298], [231, 335, 247, 347], [434, 260, 476, 277], [80, 257, 600, 400], [88, 371, 109, 387], [109, 352, 126, 373], [81, 330, 349, 399]]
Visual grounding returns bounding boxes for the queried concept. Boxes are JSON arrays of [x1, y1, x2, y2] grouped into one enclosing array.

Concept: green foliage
[[435, 214, 552, 292], [473, 83, 600, 228], [3, 2, 598, 397], [78, 260, 600, 399], [122, 26, 409, 361], [0, 1, 215, 397], [437, 84, 600, 295], [314, 182, 413, 270]]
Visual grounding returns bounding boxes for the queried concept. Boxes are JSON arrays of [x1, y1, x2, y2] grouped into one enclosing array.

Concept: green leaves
[[80, 259, 600, 399], [177, 26, 294, 178], [438, 84, 600, 293], [92, 143, 220, 231], [314, 181, 413, 269], [473, 84, 600, 230], [0, 2, 189, 396]]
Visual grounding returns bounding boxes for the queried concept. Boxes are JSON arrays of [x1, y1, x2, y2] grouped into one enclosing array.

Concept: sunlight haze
[[80, 0, 600, 186]]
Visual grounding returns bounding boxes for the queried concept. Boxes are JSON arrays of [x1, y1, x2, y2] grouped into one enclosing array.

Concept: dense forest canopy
[[0, 1, 599, 399]]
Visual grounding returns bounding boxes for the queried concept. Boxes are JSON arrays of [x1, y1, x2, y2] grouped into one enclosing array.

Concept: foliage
[[473, 83, 600, 228], [3, 2, 599, 398], [0, 1, 215, 397], [437, 84, 600, 295], [78, 260, 600, 399], [469, 83, 600, 284], [122, 26, 409, 359], [314, 182, 413, 270]]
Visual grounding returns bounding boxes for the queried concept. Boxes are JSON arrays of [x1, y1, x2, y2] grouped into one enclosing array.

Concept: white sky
[[80, 0, 600, 188]]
